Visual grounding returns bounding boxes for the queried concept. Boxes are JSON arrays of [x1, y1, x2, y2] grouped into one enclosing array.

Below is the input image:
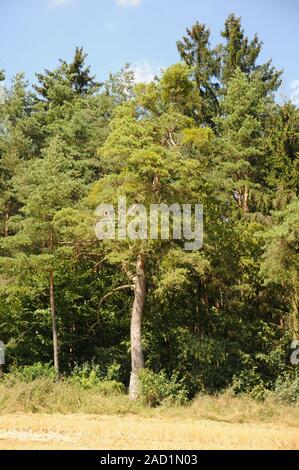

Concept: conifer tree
[[220, 14, 282, 92], [177, 22, 220, 124], [213, 69, 269, 214], [92, 67, 210, 399], [34, 47, 100, 106], [1, 137, 83, 374], [0, 74, 32, 239]]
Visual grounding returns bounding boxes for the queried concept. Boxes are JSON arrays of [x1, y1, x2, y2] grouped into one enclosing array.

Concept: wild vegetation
[[0, 368, 298, 450], [0, 14, 298, 404]]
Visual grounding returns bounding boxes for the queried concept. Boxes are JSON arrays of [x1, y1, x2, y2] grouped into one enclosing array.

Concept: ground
[[0, 413, 298, 450]]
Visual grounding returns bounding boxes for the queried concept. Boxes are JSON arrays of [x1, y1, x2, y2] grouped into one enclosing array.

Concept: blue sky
[[0, 0, 298, 100]]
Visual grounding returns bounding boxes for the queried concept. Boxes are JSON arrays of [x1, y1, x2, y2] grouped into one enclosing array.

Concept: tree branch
[[89, 284, 134, 333]]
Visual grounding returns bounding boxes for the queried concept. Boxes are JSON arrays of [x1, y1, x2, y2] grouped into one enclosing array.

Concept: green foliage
[[70, 362, 103, 388], [5, 362, 57, 383], [181, 127, 214, 147], [230, 369, 267, 400], [0, 15, 297, 403], [272, 372, 299, 404], [68, 362, 125, 394], [138, 369, 188, 407], [177, 22, 220, 124]]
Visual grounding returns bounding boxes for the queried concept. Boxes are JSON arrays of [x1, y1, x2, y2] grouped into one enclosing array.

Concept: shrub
[[5, 362, 56, 383], [70, 362, 102, 388], [96, 380, 125, 396], [69, 362, 125, 394], [106, 362, 122, 382], [230, 368, 268, 400], [138, 369, 188, 407], [271, 372, 299, 404]]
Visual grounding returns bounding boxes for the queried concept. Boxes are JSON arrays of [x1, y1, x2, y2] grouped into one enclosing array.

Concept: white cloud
[[132, 61, 162, 83], [49, 0, 71, 7], [117, 0, 141, 7]]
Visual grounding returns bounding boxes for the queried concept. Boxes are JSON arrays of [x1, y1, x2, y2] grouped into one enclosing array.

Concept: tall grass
[[0, 377, 298, 428], [0, 378, 136, 415]]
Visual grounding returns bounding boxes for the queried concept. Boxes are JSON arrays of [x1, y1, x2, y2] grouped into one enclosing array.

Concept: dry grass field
[[0, 389, 298, 450], [0, 413, 299, 450]]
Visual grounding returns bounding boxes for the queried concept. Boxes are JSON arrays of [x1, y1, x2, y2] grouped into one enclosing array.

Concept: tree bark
[[291, 289, 299, 340], [129, 253, 146, 400], [243, 187, 249, 213], [49, 269, 59, 375], [3, 207, 10, 238]]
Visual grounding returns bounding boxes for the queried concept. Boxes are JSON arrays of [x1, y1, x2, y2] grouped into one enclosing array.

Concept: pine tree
[[104, 63, 135, 105], [220, 14, 282, 92], [34, 47, 100, 106], [177, 22, 220, 124], [62, 46, 100, 96], [1, 137, 83, 374], [0, 74, 32, 239], [213, 69, 269, 214], [91, 66, 210, 399]]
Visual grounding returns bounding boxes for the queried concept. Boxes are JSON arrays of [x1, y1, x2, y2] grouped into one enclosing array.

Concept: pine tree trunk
[[291, 289, 299, 340], [49, 270, 59, 375], [3, 208, 9, 238], [129, 253, 146, 400], [243, 187, 249, 213]]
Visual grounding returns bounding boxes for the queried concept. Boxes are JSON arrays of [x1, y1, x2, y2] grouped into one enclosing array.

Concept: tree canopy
[[0, 14, 298, 399]]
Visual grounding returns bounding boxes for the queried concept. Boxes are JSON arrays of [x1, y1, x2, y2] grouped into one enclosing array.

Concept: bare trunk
[[291, 290, 299, 340], [3, 209, 9, 238], [69, 323, 75, 366], [50, 270, 59, 375], [129, 253, 146, 400], [243, 187, 249, 213]]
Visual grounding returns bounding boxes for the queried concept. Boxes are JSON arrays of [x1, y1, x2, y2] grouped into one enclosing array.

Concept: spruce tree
[[220, 14, 282, 92], [177, 22, 220, 124]]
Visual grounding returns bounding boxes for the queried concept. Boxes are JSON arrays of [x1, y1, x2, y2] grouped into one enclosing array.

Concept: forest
[[0, 13, 298, 404]]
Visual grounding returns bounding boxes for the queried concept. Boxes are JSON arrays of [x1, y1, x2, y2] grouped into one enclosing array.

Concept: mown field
[[0, 380, 298, 450], [1, 412, 299, 450]]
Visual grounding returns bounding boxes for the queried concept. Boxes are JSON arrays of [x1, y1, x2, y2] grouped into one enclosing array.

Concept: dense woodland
[[0, 14, 298, 400]]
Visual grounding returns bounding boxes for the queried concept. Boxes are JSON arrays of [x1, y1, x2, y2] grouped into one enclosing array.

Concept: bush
[[5, 362, 56, 383], [271, 372, 299, 404], [3, 361, 125, 396], [96, 380, 125, 396], [230, 368, 268, 400], [138, 369, 188, 407], [69, 362, 125, 394], [70, 362, 102, 388]]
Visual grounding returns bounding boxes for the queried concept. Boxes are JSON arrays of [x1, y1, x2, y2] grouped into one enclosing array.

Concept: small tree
[[1, 137, 83, 374]]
